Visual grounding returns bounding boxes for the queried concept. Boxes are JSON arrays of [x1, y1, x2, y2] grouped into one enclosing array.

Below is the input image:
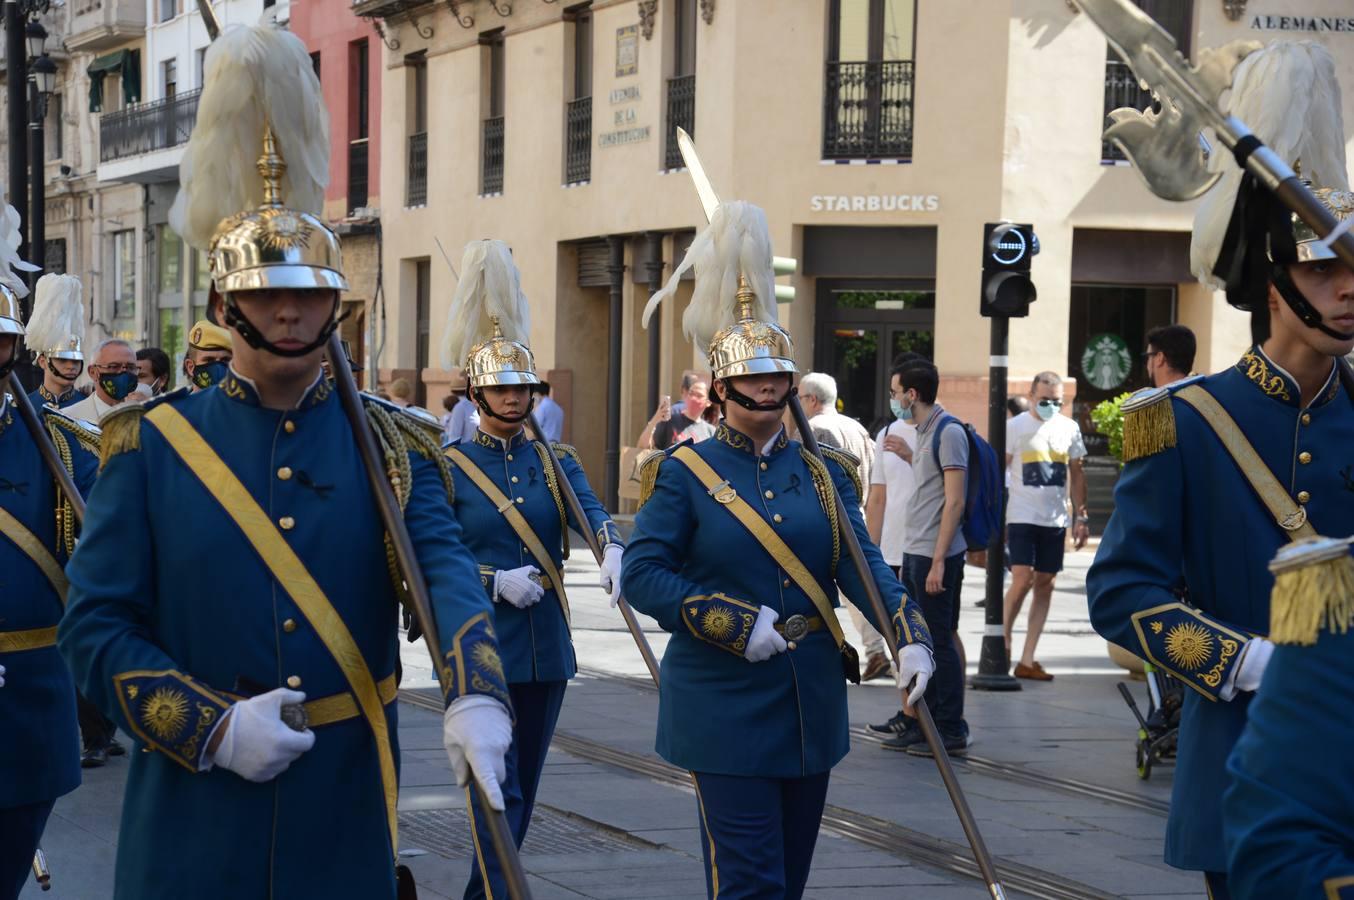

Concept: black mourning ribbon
[[293, 470, 334, 499], [0, 478, 29, 495], [783, 473, 802, 496]]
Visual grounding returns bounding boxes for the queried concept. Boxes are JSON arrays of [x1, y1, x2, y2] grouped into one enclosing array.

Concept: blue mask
[[891, 397, 914, 421], [1036, 400, 1060, 421], [99, 371, 139, 401], [192, 360, 231, 390]]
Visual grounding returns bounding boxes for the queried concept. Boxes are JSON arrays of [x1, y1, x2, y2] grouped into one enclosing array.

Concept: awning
[[87, 49, 141, 112]]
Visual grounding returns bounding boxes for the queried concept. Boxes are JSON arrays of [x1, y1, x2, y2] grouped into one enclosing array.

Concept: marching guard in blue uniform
[[25, 274, 85, 411], [622, 201, 934, 899], [0, 267, 100, 898], [1222, 536, 1354, 899], [1088, 42, 1354, 898], [57, 23, 512, 899], [439, 239, 624, 900]]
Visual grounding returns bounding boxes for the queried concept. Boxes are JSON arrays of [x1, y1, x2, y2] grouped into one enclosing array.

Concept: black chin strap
[[472, 388, 536, 424], [718, 378, 795, 412], [223, 294, 347, 358], [1270, 265, 1354, 342], [47, 358, 82, 383]]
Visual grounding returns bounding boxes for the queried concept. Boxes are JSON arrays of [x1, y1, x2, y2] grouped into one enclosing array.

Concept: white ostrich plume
[[0, 192, 39, 298], [169, 23, 329, 251], [1192, 41, 1349, 285], [641, 201, 777, 352], [439, 240, 531, 370], [26, 274, 84, 353]]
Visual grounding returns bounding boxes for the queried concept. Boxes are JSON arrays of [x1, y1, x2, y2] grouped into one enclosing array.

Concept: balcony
[[664, 74, 695, 171], [348, 138, 369, 212], [406, 132, 427, 207], [67, 0, 146, 53], [1102, 58, 1151, 162], [481, 116, 504, 195], [565, 96, 591, 185], [98, 89, 200, 183], [822, 60, 914, 161]]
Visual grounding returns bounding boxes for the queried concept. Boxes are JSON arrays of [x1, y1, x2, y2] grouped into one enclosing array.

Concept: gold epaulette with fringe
[[98, 402, 149, 470], [637, 451, 666, 510], [44, 408, 101, 458], [817, 445, 864, 500], [1267, 536, 1354, 646], [551, 442, 584, 468], [1121, 386, 1176, 463]]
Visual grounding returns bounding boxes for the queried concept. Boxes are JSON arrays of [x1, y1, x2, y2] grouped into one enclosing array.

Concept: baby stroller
[[1116, 661, 1182, 780]]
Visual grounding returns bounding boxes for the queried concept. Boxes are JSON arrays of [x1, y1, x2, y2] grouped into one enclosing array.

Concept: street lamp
[[23, 18, 44, 60], [27, 51, 56, 285], [30, 54, 56, 101]]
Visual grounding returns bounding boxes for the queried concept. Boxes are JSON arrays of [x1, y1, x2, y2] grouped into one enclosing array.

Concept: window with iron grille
[[407, 53, 427, 207], [112, 230, 136, 320], [1102, 1, 1192, 161], [565, 3, 592, 185], [823, 0, 915, 161], [481, 31, 506, 194], [664, 0, 697, 170], [349, 39, 370, 212]]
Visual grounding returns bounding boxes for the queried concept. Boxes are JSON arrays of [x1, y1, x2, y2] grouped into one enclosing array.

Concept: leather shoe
[[861, 652, 891, 682], [1014, 661, 1054, 681], [81, 746, 109, 768], [107, 738, 127, 757]]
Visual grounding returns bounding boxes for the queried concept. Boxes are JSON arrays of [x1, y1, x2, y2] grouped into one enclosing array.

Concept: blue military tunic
[[445, 428, 621, 684], [1088, 346, 1354, 872], [1223, 617, 1354, 899], [30, 385, 81, 410], [621, 423, 932, 778], [58, 371, 509, 900], [0, 395, 97, 810]]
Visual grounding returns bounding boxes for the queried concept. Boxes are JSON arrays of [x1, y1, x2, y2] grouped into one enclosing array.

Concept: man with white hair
[[66, 339, 140, 424], [798, 371, 889, 680]]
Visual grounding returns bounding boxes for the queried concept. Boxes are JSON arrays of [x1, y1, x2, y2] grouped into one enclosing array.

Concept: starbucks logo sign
[[1081, 333, 1133, 391]]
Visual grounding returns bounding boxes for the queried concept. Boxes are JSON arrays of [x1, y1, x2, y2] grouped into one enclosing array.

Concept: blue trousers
[[690, 771, 830, 900], [464, 680, 567, 900], [901, 551, 968, 737], [0, 801, 53, 900]]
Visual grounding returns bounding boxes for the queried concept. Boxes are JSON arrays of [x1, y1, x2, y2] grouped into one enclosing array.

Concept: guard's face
[[0, 334, 14, 369], [1273, 259, 1354, 355], [49, 357, 82, 381], [229, 289, 335, 380], [719, 373, 792, 429], [481, 384, 531, 418]]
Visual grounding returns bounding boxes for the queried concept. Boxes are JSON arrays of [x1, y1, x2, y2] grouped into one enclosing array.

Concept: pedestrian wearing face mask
[[66, 339, 140, 424], [182, 320, 233, 393], [1002, 371, 1088, 681]]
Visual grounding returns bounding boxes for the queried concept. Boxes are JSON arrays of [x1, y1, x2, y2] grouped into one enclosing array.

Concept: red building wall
[[288, 0, 382, 220]]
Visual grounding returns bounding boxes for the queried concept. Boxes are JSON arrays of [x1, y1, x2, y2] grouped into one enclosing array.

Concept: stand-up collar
[[220, 366, 332, 411], [471, 427, 530, 452], [715, 421, 790, 456], [1236, 346, 1339, 409]]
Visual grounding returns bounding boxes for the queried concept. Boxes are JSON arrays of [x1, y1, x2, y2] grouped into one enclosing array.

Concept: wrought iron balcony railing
[[664, 74, 695, 171], [406, 132, 427, 207], [1102, 58, 1152, 162], [565, 96, 591, 185], [482, 116, 505, 195], [99, 88, 201, 163], [822, 60, 913, 161]]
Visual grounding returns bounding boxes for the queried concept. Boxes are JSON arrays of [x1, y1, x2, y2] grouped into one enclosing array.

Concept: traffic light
[[980, 222, 1038, 317]]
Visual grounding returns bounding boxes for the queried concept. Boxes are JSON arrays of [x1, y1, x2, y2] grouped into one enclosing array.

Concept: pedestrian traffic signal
[[981, 222, 1038, 318]]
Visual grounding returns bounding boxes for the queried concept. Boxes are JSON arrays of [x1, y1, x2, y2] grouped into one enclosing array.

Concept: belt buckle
[[528, 572, 543, 587], [782, 614, 809, 642], [280, 703, 310, 733]]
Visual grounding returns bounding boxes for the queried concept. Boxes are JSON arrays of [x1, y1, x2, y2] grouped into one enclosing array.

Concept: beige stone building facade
[[351, 0, 1354, 511]]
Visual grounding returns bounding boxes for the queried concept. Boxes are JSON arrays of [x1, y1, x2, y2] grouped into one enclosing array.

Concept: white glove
[[1230, 637, 1275, 696], [209, 688, 315, 782], [600, 544, 624, 608], [494, 565, 544, 609], [0, 663, 6, 687], [896, 643, 936, 706], [744, 606, 788, 663], [442, 695, 513, 811]]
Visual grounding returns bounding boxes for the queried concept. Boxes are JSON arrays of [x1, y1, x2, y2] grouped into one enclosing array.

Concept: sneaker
[[861, 652, 891, 682], [1014, 661, 1055, 682], [905, 731, 970, 758], [107, 738, 127, 757], [867, 710, 909, 735], [880, 724, 925, 752], [81, 745, 109, 768]]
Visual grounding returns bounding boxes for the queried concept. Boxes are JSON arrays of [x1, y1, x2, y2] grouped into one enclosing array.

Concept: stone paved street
[[25, 547, 1202, 899]]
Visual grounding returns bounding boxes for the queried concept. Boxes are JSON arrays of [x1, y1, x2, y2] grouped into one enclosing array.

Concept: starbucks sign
[[1081, 333, 1133, 391]]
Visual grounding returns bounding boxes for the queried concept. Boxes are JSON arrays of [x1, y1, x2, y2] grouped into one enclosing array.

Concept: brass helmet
[[208, 128, 348, 294], [1286, 184, 1354, 264], [643, 200, 796, 379], [0, 283, 22, 337], [440, 240, 538, 389]]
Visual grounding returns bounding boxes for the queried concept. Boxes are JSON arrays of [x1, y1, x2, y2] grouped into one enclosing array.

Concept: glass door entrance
[[815, 279, 935, 434]]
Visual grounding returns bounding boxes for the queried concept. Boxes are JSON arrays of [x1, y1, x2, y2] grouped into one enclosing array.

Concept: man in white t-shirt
[[1003, 372, 1089, 681], [861, 410, 917, 683]]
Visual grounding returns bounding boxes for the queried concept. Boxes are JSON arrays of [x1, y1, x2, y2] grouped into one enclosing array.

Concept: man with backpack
[[881, 360, 973, 755]]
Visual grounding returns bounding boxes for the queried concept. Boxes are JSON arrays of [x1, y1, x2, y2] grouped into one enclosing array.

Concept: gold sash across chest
[[444, 446, 571, 626], [144, 404, 400, 856], [0, 505, 68, 601]]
